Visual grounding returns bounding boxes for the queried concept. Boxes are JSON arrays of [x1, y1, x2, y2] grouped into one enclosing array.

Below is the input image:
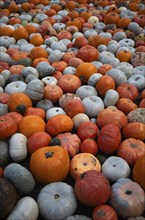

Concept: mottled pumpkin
[[92, 204, 118, 220]]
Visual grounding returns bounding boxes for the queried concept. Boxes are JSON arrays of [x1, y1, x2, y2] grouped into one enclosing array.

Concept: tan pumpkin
[[70, 153, 101, 180]]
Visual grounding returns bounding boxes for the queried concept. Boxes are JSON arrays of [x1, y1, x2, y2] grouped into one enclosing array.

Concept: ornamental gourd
[[30, 146, 70, 184]]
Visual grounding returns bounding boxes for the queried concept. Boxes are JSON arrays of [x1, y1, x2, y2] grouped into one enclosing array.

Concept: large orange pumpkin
[[18, 115, 46, 138], [96, 75, 115, 97], [122, 122, 145, 141], [133, 156, 145, 191], [46, 114, 73, 137], [30, 146, 70, 184]]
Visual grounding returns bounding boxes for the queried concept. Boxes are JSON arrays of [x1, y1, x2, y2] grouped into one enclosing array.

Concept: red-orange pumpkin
[[97, 123, 122, 154], [0, 115, 17, 139], [92, 204, 118, 220], [122, 122, 145, 141], [133, 156, 145, 191], [77, 45, 99, 62], [117, 138, 145, 167]]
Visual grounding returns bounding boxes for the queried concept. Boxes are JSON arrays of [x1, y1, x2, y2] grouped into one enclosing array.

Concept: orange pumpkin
[[12, 27, 29, 41], [8, 3, 19, 13], [133, 156, 145, 191], [139, 98, 145, 108], [29, 46, 48, 60], [7, 92, 32, 114], [75, 62, 97, 84], [29, 33, 44, 46], [18, 115, 46, 138], [116, 98, 138, 115], [6, 112, 23, 125], [122, 122, 145, 141], [104, 12, 120, 25], [96, 108, 128, 129], [30, 146, 70, 184], [57, 74, 81, 93], [116, 50, 132, 62], [0, 26, 14, 37], [77, 45, 99, 62], [51, 61, 67, 72], [117, 17, 131, 29], [98, 64, 112, 75], [80, 138, 99, 155], [46, 114, 73, 137], [96, 75, 116, 97], [23, 107, 45, 119], [116, 83, 139, 101], [64, 98, 85, 118], [117, 138, 145, 167], [44, 85, 63, 103], [88, 35, 107, 48]]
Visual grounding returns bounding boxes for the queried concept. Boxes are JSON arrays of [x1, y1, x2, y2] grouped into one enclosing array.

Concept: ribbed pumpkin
[[12, 27, 29, 41], [7, 92, 32, 114], [30, 146, 70, 184], [122, 122, 145, 141], [18, 115, 46, 138], [133, 156, 145, 191], [46, 114, 73, 137]]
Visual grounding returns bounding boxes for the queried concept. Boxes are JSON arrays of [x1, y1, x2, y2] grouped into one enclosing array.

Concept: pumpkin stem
[[45, 152, 54, 158], [16, 104, 26, 114], [54, 194, 60, 199], [125, 190, 132, 195], [80, 173, 85, 179]]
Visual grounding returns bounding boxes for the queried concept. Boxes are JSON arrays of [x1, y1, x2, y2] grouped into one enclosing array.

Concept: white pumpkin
[[4, 81, 27, 94], [72, 113, 90, 130], [0, 103, 8, 116], [46, 107, 66, 120], [7, 197, 39, 220], [76, 86, 98, 100], [87, 73, 102, 87], [48, 49, 63, 63], [37, 182, 77, 220], [102, 156, 131, 183], [9, 133, 28, 163], [104, 89, 119, 107], [82, 95, 104, 118], [36, 99, 54, 111], [87, 16, 99, 25], [106, 68, 127, 86], [36, 62, 55, 78], [63, 66, 76, 75], [0, 75, 5, 88], [41, 76, 57, 86], [24, 79, 44, 101], [22, 67, 39, 79], [128, 74, 145, 91]]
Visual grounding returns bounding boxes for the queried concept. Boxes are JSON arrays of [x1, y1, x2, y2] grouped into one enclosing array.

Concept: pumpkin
[[56, 132, 81, 158], [116, 83, 139, 101], [9, 133, 28, 162], [70, 153, 101, 180], [44, 84, 63, 103], [74, 170, 111, 206], [96, 108, 128, 129], [102, 156, 131, 183], [97, 123, 121, 154], [104, 89, 119, 107], [63, 98, 85, 118], [96, 75, 116, 97], [18, 115, 46, 138], [77, 121, 99, 141], [64, 215, 91, 220], [88, 35, 107, 48], [0, 115, 17, 140], [6, 112, 23, 124], [133, 156, 145, 191], [98, 64, 112, 75], [116, 50, 132, 62], [80, 138, 99, 155], [0, 178, 20, 220], [92, 204, 118, 220], [37, 182, 77, 219], [12, 27, 29, 41], [75, 62, 97, 84], [57, 74, 81, 93], [109, 178, 145, 218], [7, 197, 39, 220], [7, 92, 32, 114], [4, 163, 35, 196], [117, 138, 145, 167], [116, 98, 138, 115], [23, 106, 45, 119], [72, 113, 90, 130], [104, 12, 120, 25], [122, 122, 145, 141], [30, 146, 70, 184], [29, 46, 48, 61], [127, 108, 145, 124], [28, 131, 52, 154], [77, 45, 99, 62], [46, 114, 73, 137]]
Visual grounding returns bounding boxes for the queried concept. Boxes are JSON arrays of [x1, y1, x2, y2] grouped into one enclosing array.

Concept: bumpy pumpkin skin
[[30, 146, 70, 184], [74, 170, 111, 206]]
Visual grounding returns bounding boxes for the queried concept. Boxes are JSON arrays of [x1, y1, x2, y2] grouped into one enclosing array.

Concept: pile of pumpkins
[[0, 0, 145, 219]]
